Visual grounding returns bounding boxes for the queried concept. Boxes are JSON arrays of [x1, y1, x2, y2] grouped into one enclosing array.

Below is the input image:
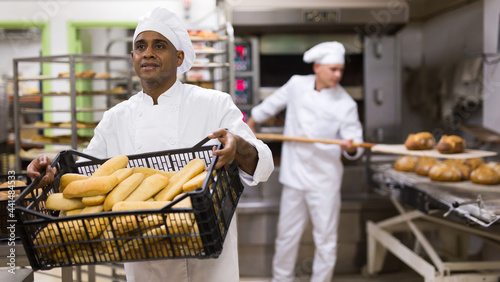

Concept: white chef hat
[[303, 41, 345, 65], [133, 7, 195, 74]]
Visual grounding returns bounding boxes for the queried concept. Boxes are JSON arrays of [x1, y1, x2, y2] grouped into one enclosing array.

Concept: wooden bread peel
[[254, 133, 376, 148]]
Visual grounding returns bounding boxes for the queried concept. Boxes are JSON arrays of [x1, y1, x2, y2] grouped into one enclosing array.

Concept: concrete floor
[[31, 265, 424, 282]]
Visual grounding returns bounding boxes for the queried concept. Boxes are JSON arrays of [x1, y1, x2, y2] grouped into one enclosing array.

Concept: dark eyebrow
[[134, 38, 170, 46]]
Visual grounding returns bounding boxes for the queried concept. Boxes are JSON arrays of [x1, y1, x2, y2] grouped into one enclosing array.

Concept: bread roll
[[0, 180, 27, 188], [404, 132, 435, 150], [154, 158, 205, 201], [46, 193, 86, 211], [470, 165, 500, 185], [415, 157, 439, 176], [394, 156, 417, 172], [429, 164, 462, 182], [464, 158, 485, 170], [486, 162, 500, 176], [436, 135, 465, 154]]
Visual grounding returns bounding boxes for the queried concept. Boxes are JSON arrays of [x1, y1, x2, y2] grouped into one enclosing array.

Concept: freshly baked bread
[[404, 132, 435, 150], [485, 162, 500, 177], [470, 165, 500, 185], [464, 158, 485, 170], [415, 157, 439, 176], [442, 159, 465, 166], [394, 156, 418, 172], [429, 164, 462, 182], [436, 135, 466, 154], [76, 70, 96, 78]]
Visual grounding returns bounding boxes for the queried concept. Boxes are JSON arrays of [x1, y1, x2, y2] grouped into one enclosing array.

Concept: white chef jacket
[[251, 74, 363, 191], [84, 79, 274, 282]]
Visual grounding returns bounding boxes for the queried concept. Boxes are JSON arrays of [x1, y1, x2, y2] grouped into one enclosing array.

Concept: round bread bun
[[464, 158, 485, 170], [415, 157, 439, 176], [485, 162, 500, 176], [404, 132, 435, 150], [436, 135, 466, 154], [428, 164, 462, 182], [454, 164, 472, 180], [470, 165, 500, 185], [394, 156, 418, 172]]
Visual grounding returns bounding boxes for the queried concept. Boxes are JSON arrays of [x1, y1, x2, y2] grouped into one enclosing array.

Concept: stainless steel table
[[366, 163, 500, 282]]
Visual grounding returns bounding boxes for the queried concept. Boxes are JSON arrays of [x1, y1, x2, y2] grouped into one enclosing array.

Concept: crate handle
[[193, 136, 212, 149]]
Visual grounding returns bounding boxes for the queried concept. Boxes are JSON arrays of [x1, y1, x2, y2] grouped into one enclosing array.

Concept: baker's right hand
[[27, 155, 57, 187]]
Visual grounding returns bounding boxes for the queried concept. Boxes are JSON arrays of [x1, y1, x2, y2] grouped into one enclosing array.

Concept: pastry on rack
[[485, 161, 500, 176], [470, 165, 500, 185], [393, 156, 418, 172], [441, 159, 471, 180], [76, 70, 96, 78], [464, 158, 485, 169], [95, 72, 111, 78], [436, 135, 466, 154], [404, 132, 435, 150], [428, 163, 463, 182], [415, 157, 439, 176]]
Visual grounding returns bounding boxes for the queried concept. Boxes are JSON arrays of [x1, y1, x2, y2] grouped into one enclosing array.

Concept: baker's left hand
[[208, 128, 237, 170], [339, 139, 356, 154]]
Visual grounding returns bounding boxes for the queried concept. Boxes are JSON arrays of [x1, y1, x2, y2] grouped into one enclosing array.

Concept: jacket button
[[170, 105, 178, 112], [137, 144, 142, 149], [169, 138, 176, 145]]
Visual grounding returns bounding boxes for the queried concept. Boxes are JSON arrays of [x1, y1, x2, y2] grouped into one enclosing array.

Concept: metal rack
[[366, 163, 500, 282], [12, 54, 133, 171]]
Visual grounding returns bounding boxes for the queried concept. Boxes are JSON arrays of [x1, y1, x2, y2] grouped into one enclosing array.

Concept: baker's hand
[[246, 117, 257, 133], [339, 139, 357, 155], [27, 155, 57, 187], [208, 128, 238, 170]]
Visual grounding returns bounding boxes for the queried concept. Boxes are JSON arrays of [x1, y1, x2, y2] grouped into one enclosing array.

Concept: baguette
[[46, 193, 86, 211], [124, 174, 169, 202], [81, 195, 106, 206], [59, 173, 89, 193], [132, 167, 176, 179], [154, 158, 205, 201], [66, 209, 83, 216], [92, 155, 129, 177], [63, 175, 120, 198], [110, 168, 133, 182], [111, 201, 171, 212], [182, 171, 208, 192], [80, 204, 104, 214], [103, 173, 145, 211]]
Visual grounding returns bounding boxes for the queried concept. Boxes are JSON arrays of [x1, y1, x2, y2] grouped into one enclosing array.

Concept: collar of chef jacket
[[134, 80, 182, 153]]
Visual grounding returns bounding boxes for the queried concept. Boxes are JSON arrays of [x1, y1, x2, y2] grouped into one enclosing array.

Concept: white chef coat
[[251, 74, 363, 191], [84, 79, 274, 282], [251, 74, 363, 282]]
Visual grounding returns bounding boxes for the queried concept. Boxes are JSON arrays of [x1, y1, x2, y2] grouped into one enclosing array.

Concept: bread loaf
[[464, 158, 485, 170], [124, 174, 169, 202], [46, 193, 86, 211], [429, 164, 462, 182], [436, 135, 466, 154], [103, 172, 145, 211], [154, 158, 205, 201], [394, 156, 417, 172], [81, 195, 106, 206], [415, 157, 439, 176], [182, 171, 208, 192], [404, 132, 435, 150], [111, 201, 171, 212], [92, 155, 129, 177], [63, 175, 120, 198], [486, 161, 500, 176], [59, 173, 89, 193], [470, 165, 500, 185]]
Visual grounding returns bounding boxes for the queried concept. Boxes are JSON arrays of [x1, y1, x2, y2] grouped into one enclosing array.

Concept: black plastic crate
[[0, 173, 30, 241], [14, 140, 243, 270]]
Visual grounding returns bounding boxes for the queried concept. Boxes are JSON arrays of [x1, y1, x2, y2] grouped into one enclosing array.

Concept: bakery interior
[[1, 0, 500, 281]]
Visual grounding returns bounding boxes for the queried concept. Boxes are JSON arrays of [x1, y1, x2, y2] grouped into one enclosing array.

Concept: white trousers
[[272, 185, 341, 282]]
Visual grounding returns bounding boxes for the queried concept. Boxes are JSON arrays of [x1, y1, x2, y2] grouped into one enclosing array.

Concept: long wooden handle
[[254, 133, 376, 148]]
